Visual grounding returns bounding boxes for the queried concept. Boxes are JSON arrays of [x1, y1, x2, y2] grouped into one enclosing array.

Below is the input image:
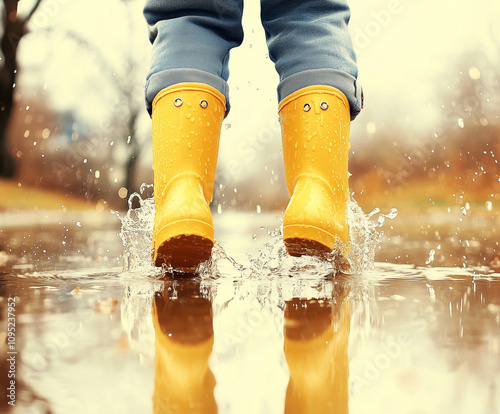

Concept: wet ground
[[1, 205, 499, 414]]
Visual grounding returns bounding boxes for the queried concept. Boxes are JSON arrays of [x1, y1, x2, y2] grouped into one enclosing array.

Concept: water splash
[[425, 249, 436, 265], [115, 185, 397, 276], [113, 184, 156, 273], [242, 199, 398, 277], [347, 201, 398, 273]]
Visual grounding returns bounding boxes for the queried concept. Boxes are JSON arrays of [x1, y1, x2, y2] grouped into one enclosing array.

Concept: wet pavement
[[1, 206, 499, 414]]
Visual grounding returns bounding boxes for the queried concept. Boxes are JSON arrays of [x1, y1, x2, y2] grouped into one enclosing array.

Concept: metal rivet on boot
[[320, 101, 329, 110], [303, 103, 311, 112], [174, 98, 183, 107], [199, 99, 208, 109]]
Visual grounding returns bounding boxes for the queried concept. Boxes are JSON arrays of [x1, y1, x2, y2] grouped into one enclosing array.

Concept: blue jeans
[[144, 0, 363, 119]]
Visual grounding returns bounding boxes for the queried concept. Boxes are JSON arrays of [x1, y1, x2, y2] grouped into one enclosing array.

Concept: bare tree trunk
[[0, 0, 42, 177]]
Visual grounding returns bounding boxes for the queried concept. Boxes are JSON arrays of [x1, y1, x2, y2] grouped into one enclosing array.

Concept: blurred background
[[0, 0, 499, 213]]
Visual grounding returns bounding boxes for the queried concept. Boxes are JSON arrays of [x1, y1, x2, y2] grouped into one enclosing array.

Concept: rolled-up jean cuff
[[145, 68, 230, 116], [277, 69, 363, 120]]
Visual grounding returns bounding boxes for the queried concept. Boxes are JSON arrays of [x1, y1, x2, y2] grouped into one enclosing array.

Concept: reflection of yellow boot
[[279, 86, 351, 257], [152, 83, 226, 269], [283, 297, 350, 414], [152, 283, 217, 414]]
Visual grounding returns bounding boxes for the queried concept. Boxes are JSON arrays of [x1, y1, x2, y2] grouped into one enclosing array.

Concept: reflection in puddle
[[153, 279, 216, 413], [1, 261, 500, 413], [146, 275, 352, 414], [283, 291, 350, 414]]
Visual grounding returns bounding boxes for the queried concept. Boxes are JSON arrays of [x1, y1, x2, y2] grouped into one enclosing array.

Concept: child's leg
[[261, 0, 362, 258], [260, 0, 362, 118], [144, 1, 244, 270], [144, 0, 244, 114]]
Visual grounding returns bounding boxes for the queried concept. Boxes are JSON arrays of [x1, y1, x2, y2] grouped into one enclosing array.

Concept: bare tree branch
[[25, 0, 43, 24]]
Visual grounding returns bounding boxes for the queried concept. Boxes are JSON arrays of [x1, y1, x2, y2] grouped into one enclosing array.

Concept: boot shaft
[[152, 83, 226, 204], [279, 85, 351, 198]]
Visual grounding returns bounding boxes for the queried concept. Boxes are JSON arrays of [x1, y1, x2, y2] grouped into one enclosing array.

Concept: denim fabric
[[261, 0, 362, 118], [144, 0, 362, 119]]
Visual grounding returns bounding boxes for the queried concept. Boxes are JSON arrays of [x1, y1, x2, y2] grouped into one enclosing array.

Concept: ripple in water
[[115, 184, 397, 277]]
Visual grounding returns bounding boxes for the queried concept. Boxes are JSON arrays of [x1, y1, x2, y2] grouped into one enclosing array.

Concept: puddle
[[1, 202, 499, 413]]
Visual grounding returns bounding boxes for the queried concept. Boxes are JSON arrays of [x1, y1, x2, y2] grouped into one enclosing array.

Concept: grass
[[1, 174, 496, 216], [0, 178, 97, 211], [351, 174, 498, 213]]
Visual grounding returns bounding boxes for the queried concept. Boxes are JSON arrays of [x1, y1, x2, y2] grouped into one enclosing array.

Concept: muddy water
[[0, 207, 499, 414]]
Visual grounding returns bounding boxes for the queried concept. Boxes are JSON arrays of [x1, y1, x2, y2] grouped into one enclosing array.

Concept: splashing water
[[115, 185, 397, 276], [114, 184, 157, 273], [425, 249, 436, 265], [239, 199, 398, 277], [346, 201, 398, 273]]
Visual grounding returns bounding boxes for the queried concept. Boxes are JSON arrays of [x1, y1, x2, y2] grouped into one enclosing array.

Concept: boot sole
[[283, 224, 336, 257], [284, 236, 351, 272], [153, 219, 214, 270], [154, 234, 213, 270], [284, 237, 331, 257]]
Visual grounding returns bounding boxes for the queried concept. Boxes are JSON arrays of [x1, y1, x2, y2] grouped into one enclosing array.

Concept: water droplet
[[469, 67, 481, 80], [425, 250, 435, 265], [118, 187, 128, 199]]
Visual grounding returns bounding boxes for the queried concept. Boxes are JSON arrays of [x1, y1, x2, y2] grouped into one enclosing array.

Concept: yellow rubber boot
[[152, 83, 225, 269], [278, 86, 351, 257]]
